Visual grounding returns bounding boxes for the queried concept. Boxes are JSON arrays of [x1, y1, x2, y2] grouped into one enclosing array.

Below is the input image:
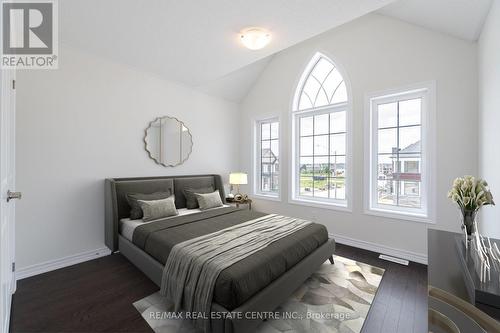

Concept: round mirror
[[144, 116, 193, 167]]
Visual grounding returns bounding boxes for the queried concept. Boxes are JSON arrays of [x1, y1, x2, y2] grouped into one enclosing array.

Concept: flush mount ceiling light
[[239, 27, 271, 50]]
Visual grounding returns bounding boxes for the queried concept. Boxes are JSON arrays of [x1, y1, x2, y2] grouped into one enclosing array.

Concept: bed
[[105, 174, 336, 333]]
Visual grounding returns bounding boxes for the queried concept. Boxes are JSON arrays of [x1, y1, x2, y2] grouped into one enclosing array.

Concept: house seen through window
[[367, 83, 435, 221], [256, 119, 279, 196], [376, 99, 422, 208]]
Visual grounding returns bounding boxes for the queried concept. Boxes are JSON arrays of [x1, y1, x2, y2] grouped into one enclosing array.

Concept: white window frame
[[289, 52, 352, 212], [364, 82, 436, 223], [253, 117, 281, 201]]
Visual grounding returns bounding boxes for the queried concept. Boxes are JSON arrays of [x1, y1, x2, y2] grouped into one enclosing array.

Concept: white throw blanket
[[160, 214, 312, 332]]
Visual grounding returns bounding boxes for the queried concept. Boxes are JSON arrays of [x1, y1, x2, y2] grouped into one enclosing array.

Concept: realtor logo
[[1, 0, 58, 69]]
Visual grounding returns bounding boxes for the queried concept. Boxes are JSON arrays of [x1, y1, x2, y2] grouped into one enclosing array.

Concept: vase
[[461, 210, 477, 237]]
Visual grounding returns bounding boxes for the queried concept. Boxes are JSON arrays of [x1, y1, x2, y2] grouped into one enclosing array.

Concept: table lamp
[[229, 172, 248, 198]]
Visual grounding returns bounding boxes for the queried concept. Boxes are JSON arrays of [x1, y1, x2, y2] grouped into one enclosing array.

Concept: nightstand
[[226, 197, 252, 210]]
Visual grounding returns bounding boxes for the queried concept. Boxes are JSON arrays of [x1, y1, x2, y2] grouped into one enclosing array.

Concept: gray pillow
[[138, 195, 178, 222], [183, 186, 214, 209], [195, 191, 223, 210], [127, 191, 171, 219]]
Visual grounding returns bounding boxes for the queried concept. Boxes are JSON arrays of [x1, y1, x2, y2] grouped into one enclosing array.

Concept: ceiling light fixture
[[239, 27, 271, 50]]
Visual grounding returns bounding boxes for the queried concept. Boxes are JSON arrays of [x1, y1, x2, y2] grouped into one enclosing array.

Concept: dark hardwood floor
[[334, 244, 427, 333], [10, 244, 427, 333], [10, 254, 158, 333]]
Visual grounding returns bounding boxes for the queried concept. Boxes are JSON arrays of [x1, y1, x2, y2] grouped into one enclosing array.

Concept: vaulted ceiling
[[379, 0, 492, 42], [60, 0, 396, 101], [60, 0, 493, 103]]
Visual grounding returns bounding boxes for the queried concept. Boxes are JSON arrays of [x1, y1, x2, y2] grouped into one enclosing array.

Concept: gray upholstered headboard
[[105, 174, 226, 252]]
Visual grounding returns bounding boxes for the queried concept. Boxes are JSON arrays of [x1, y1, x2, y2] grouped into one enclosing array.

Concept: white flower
[[485, 191, 494, 204], [448, 176, 495, 211], [453, 178, 463, 187]]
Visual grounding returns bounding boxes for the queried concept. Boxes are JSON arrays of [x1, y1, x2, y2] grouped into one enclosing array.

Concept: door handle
[[7, 190, 22, 202]]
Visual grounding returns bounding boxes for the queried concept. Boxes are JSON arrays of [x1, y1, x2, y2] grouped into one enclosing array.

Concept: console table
[[428, 229, 500, 320]]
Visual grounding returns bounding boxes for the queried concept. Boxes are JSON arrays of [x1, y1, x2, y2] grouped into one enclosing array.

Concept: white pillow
[[195, 191, 223, 210], [138, 195, 178, 221]]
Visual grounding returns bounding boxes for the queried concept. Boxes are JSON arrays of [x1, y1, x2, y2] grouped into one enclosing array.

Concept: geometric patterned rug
[[133, 256, 385, 333]]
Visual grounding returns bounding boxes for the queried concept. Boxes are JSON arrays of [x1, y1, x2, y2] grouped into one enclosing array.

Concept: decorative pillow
[[137, 195, 178, 222], [127, 191, 171, 219], [183, 186, 214, 209], [195, 191, 223, 210]]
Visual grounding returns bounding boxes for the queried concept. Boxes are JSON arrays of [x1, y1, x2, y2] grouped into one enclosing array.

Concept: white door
[[0, 67, 17, 333]]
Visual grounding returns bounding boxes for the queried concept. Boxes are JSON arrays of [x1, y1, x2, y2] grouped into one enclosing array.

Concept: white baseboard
[[15, 247, 112, 280], [14, 236, 426, 280], [331, 233, 428, 265]]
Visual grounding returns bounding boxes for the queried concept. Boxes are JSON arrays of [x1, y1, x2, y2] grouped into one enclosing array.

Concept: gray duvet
[[132, 207, 328, 310], [161, 214, 313, 332]]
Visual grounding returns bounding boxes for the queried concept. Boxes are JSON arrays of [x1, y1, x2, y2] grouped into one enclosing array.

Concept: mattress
[[130, 207, 329, 310]]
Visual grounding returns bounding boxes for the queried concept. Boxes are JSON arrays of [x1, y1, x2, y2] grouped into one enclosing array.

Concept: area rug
[[133, 256, 384, 333]]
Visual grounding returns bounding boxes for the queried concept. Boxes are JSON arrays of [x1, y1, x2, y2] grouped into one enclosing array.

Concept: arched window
[[295, 56, 347, 111], [291, 53, 350, 208]]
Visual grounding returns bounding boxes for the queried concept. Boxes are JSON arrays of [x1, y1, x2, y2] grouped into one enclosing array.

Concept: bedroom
[[1, 0, 499, 332]]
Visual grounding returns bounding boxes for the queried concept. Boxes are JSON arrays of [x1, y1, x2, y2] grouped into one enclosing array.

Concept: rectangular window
[[255, 119, 279, 197], [298, 110, 346, 201], [290, 104, 349, 211], [366, 83, 435, 222]]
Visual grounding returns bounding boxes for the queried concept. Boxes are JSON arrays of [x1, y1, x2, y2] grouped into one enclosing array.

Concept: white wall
[[16, 45, 240, 269], [240, 14, 478, 260], [478, 0, 500, 239]]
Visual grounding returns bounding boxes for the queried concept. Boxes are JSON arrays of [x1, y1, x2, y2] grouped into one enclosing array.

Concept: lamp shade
[[229, 172, 248, 185]]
